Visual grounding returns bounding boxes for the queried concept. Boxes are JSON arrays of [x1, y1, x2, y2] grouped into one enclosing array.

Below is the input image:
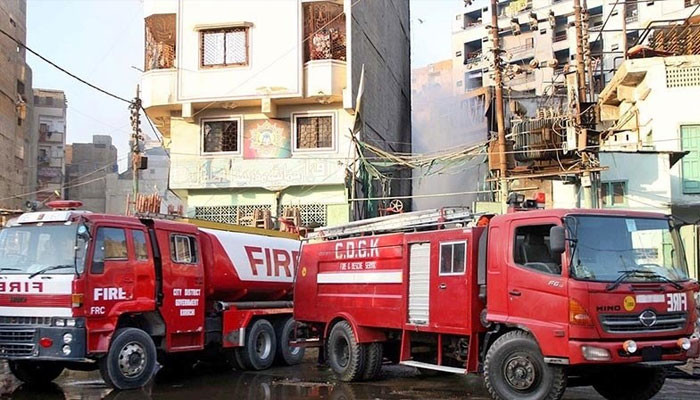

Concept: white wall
[[600, 152, 672, 213], [176, 0, 302, 102]]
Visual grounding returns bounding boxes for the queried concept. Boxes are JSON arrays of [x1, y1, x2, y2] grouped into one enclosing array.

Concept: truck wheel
[[237, 319, 277, 370], [484, 330, 567, 400], [361, 342, 383, 380], [8, 360, 64, 384], [274, 316, 306, 366], [592, 366, 666, 400], [327, 321, 365, 382], [99, 328, 157, 390]]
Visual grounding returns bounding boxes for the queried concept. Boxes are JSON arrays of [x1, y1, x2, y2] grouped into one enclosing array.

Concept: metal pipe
[[215, 300, 293, 312], [490, 0, 508, 207]]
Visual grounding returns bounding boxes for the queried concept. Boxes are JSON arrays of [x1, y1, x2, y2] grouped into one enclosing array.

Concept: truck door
[[506, 220, 568, 353], [85, 226, 144, 321], [432, 240, 470, 329], [158, 231, 205, 351]]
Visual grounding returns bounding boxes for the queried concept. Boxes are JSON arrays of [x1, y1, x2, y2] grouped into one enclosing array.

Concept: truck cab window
[[170, 235, 198, 264], [513, 224, 561, 275], [439, 241, 466, 275], [132, 230, 149, 261], [92, 227, 128, 274]]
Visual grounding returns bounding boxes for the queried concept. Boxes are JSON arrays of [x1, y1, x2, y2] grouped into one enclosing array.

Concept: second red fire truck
[[0, 201, 304, 389], [294, 195, 700, 400]]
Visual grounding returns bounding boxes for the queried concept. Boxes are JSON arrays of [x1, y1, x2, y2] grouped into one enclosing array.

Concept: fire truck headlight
[[65, 319, 76, 327], [54, 319, 65, 327], [61, 345, 71, 356], [63, 333, 73, 344], [582, 346, 611, 361], [622, 340, 638, 354], [677, 337, 692, 351]]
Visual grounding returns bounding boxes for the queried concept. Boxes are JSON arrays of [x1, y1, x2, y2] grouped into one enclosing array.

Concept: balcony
[[303, 1, 347, 100], [553, 30, 567, 43], [141, 68, 177, 109], [304, 59, 346, 99], [464, 51, 483, 65]]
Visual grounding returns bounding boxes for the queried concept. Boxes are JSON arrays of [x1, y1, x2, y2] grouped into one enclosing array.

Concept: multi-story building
[[64, 135, 118, 213], [105, 138, 181, 215], [452, 0, 604, 96], [0, 0, 33, 209], [141, 0, 411, 228], [32, 89, 66, 202]]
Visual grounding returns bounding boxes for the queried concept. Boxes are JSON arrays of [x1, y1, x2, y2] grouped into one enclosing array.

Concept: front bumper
[[567, 336, 700, 365], [0, 325, 87, 361]]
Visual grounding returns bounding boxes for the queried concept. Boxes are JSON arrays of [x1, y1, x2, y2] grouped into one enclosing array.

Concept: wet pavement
[[1, 351, 700, 400]]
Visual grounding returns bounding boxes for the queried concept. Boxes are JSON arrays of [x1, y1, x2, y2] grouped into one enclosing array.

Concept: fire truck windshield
[[568, 215, 689, 283], [0, 224, 86, 275]]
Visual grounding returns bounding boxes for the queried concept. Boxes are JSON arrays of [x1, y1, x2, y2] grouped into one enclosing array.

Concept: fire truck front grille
[[600, 312, 687, 333], [0, 329, 36, 357], [0, 316, 51, 326]]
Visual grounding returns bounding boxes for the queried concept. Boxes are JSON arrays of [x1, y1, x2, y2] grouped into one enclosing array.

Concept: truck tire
[[327, 321, 365, 382], [484, 330, 567, 400], [592, 366, 666, 400], [237, 318, 277, 370], [274, 316, 306, 366], [8, 360, 64, 384], [361, 342, 383, 380], [99, 328, 157, 390]]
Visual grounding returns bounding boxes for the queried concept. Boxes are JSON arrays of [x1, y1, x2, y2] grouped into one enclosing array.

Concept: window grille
[[280, 204, 328, 227], [145, 14, 176, 71], [194, 205, 272, 225], [295, 116, 333, 149], [203, 120, 239, 153], [303, 2, 346, 62], [201, 27, 248, 67]]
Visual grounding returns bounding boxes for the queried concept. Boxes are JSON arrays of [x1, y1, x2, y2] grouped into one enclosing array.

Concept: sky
[[26, 0, 462, 169]]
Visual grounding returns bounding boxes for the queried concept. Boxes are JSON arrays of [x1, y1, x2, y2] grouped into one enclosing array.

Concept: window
[[202, 119, 240, 153], [201, 27, 249, 67], [132, 230, 149, 261], [92, 228, 128, 274], [294, 114, 333, 150], [601, 181, 627, 207], [439, 242, 466, 275], [513, 224, 561, 274], [170, 235, 198, 264], [681, 125, 700, 193]]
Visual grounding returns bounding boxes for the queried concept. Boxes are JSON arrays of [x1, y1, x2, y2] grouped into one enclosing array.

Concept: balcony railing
[[303, 2, 347, 63], [554, 31, 568, 42], [464, 51, 483, 65]]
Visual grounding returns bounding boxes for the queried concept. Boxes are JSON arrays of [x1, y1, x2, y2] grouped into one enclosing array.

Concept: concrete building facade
[[141, 0, 411, 228], [64, 135, 118, 213], [33, 89, 66, 202], [0, 0, 33, 209]]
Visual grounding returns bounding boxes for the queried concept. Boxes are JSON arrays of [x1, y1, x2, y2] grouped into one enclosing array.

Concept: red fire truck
[[0, 201, 304, 389], [294, 196, 700, 400]]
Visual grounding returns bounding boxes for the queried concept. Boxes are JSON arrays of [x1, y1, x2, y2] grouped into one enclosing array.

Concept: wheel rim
[[118, 341, 147, 378], [503, 353, 538, 392], [255, 331, 272, 360], [334, 336, 350, 368]]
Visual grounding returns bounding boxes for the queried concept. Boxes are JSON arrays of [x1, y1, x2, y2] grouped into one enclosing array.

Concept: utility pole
[[129, 85, 143, 215], [490, 0, 508, 207], [574, 0, 595, 208]]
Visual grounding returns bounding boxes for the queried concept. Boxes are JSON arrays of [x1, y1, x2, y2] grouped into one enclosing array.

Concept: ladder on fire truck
[[312, 207, 477, 239]]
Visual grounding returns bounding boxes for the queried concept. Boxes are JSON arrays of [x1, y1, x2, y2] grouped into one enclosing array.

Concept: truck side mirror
[[549, 226, 566, 255]]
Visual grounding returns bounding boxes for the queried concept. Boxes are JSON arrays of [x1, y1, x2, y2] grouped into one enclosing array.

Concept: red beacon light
[[46, 200, 84, 210]]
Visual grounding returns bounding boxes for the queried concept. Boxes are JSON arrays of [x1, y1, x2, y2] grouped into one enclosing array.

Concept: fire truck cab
[[294, 198, 699, 400]]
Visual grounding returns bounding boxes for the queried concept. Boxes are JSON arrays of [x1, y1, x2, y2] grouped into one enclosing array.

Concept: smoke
[[411, 63, 489, 210]]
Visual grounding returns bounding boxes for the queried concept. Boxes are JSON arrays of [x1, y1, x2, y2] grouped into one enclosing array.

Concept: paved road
[[0, 354, 698, 399]]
